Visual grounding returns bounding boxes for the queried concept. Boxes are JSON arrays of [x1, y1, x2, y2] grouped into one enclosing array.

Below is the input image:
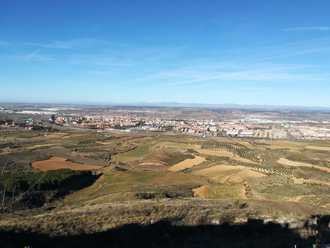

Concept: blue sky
[[1, 0, 330, 107]]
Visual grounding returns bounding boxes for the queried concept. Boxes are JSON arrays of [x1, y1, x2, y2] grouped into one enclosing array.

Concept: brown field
[[192, 185, 210, 198], [305, 145, 330, 151], [32, 157, 102, 172], [193, 165, 265, 183], [168, 156, 205, 172], [278, 158, 330, 173]]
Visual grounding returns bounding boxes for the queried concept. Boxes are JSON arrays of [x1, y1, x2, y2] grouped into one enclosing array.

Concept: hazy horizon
[[1, 100, 330, 111]]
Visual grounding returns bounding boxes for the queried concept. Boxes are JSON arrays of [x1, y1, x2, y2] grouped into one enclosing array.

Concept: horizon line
[[1, 100, 330, 111]]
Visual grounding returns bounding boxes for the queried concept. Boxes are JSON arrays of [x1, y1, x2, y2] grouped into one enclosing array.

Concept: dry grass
[[196, 148, 258, 164], [278, 158, 330, 173], [200, 184, 246, 199], [305, 145, 330, 151], [292, 176, 330, 187], [266, 140, 304, 151], [193, 165, 265, 184], [168, 156, 205, 172]]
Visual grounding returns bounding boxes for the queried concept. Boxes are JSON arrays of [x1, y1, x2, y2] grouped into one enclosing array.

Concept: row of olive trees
[[201, 141, 263, 163]]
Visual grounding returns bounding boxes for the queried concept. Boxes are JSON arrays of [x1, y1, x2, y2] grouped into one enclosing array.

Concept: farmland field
[[1, 129, 330, 244]]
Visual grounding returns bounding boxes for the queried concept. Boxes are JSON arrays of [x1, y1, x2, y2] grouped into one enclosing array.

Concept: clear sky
[[1, 0, 330, 107]]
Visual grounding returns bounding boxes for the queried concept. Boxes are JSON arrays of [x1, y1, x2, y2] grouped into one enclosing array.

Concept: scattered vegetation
[[0, 129, 330, 241]]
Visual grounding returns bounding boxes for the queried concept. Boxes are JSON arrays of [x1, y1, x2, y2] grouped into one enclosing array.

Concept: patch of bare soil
[[192, 185, 210, 198], [32, 157, 101, 172]]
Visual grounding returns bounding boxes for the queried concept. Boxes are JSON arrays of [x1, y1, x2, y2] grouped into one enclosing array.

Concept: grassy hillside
[[0, 129, 330, 237]]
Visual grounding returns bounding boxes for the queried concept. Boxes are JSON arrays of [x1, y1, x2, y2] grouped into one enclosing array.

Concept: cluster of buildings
[[48, 114, 330, 140], [2, 104, 330, 140], [0, 119, 16, 128], [50, 115, 142, 129], [0, 118, 44, 130]]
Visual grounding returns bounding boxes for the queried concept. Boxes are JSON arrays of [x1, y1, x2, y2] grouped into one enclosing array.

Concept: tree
[[104, 153, 112, 166]]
